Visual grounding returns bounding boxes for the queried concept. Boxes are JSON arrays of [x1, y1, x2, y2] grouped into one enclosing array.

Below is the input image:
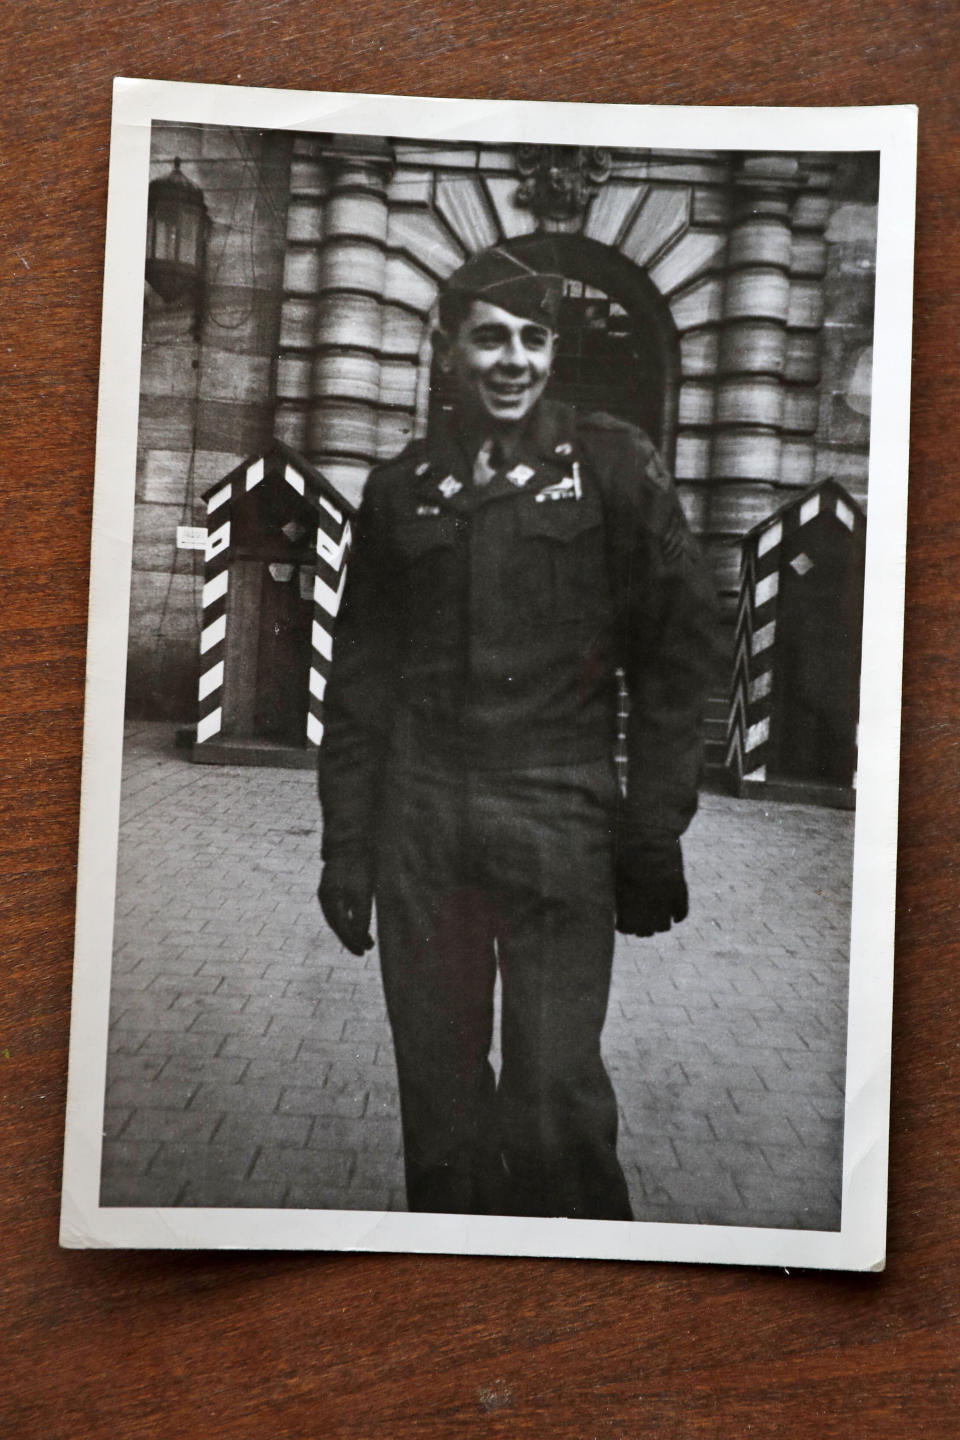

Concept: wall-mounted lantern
[[145, 157, 209, 323]]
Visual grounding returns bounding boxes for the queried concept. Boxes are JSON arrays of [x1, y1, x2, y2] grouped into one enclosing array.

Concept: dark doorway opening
[[221, 560, 313, 747], [770, 527, 864, 789], [548, 282, 667, 441], [219, 477, 317, 749]]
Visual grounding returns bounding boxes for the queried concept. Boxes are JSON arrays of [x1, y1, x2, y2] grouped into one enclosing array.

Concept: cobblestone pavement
[[101, 723, 852, 1230]]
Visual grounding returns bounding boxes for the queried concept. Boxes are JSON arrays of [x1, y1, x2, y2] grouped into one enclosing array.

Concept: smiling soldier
[[317, 243, 717, 1219]]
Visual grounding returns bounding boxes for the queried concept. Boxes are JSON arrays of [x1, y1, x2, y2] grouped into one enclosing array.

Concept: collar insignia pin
[[438, 475, 462, 499], [415, 461, 431, 477], [507, 464, 535, 488]]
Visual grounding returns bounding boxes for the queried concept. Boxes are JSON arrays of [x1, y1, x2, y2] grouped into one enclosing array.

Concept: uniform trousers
[[375, 746, 634, 1220]]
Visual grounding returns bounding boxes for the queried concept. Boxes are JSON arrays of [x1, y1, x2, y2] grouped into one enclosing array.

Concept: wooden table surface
[[2, 4, 957, 1435]]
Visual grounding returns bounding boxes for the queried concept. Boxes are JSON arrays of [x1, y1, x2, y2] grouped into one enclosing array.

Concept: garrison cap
[[442, 241, 564, 328]]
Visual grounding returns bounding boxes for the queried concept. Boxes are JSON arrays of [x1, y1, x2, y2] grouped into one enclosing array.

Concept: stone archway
[[378, 174, 731, 533], [273, 141, 730, 512], [273, 141, 838, 618]]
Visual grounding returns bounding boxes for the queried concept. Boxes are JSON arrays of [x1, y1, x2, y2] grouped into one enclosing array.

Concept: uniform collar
[[417, 400, 580, 511]]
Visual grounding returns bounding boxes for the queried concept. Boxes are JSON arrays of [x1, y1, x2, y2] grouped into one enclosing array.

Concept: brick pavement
[[101, 722, 852, 1230]]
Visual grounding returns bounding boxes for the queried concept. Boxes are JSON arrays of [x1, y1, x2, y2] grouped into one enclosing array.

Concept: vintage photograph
[[61, 84, 914, 1268]]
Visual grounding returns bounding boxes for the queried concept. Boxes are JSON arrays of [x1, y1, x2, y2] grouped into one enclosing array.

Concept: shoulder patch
[[577, 411, 673, 496], [661, 507, 687, 561], [643, 444, 673, 493], [659, 501, 698, 563]]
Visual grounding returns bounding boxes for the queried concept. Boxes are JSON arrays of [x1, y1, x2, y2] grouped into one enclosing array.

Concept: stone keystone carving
[[514, 145, 613, 224]]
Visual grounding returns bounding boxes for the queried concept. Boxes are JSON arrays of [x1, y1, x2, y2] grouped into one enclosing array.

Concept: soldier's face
[[439, 299, 556, 431]]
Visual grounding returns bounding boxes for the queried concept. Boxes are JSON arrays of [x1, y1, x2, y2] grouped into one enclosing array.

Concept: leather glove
[[317, 852, 375, 957], [615, 837, 689, 938]]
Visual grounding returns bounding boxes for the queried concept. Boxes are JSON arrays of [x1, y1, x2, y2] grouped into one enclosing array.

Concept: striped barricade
[[726, 478, 866, 803], [196, 443, 355, 758]]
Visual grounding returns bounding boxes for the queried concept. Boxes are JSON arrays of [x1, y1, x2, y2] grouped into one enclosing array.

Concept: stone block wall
[[128, 123, 292, 719]]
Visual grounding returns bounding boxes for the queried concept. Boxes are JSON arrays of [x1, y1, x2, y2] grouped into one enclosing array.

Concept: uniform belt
[[391, 708, 615, 771]]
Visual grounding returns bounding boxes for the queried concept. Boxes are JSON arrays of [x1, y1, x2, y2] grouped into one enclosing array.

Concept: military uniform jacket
[[318, 400, 718, 860]]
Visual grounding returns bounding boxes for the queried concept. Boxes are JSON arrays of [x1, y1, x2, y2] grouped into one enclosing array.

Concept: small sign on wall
[[176, 526, 207, 550]]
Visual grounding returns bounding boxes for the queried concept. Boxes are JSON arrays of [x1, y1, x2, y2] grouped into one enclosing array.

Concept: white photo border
[[60, 78, 918, 1270]]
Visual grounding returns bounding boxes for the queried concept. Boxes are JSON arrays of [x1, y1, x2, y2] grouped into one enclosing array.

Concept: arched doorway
[[426, 234, 680, 466]]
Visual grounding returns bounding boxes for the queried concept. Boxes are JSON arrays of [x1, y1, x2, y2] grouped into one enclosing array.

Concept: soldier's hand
[[615, 838, 689, 938], [318, 855, 375, 956]]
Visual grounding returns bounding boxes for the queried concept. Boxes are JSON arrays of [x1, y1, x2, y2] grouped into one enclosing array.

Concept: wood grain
[[2, 2, 957, 1434]]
